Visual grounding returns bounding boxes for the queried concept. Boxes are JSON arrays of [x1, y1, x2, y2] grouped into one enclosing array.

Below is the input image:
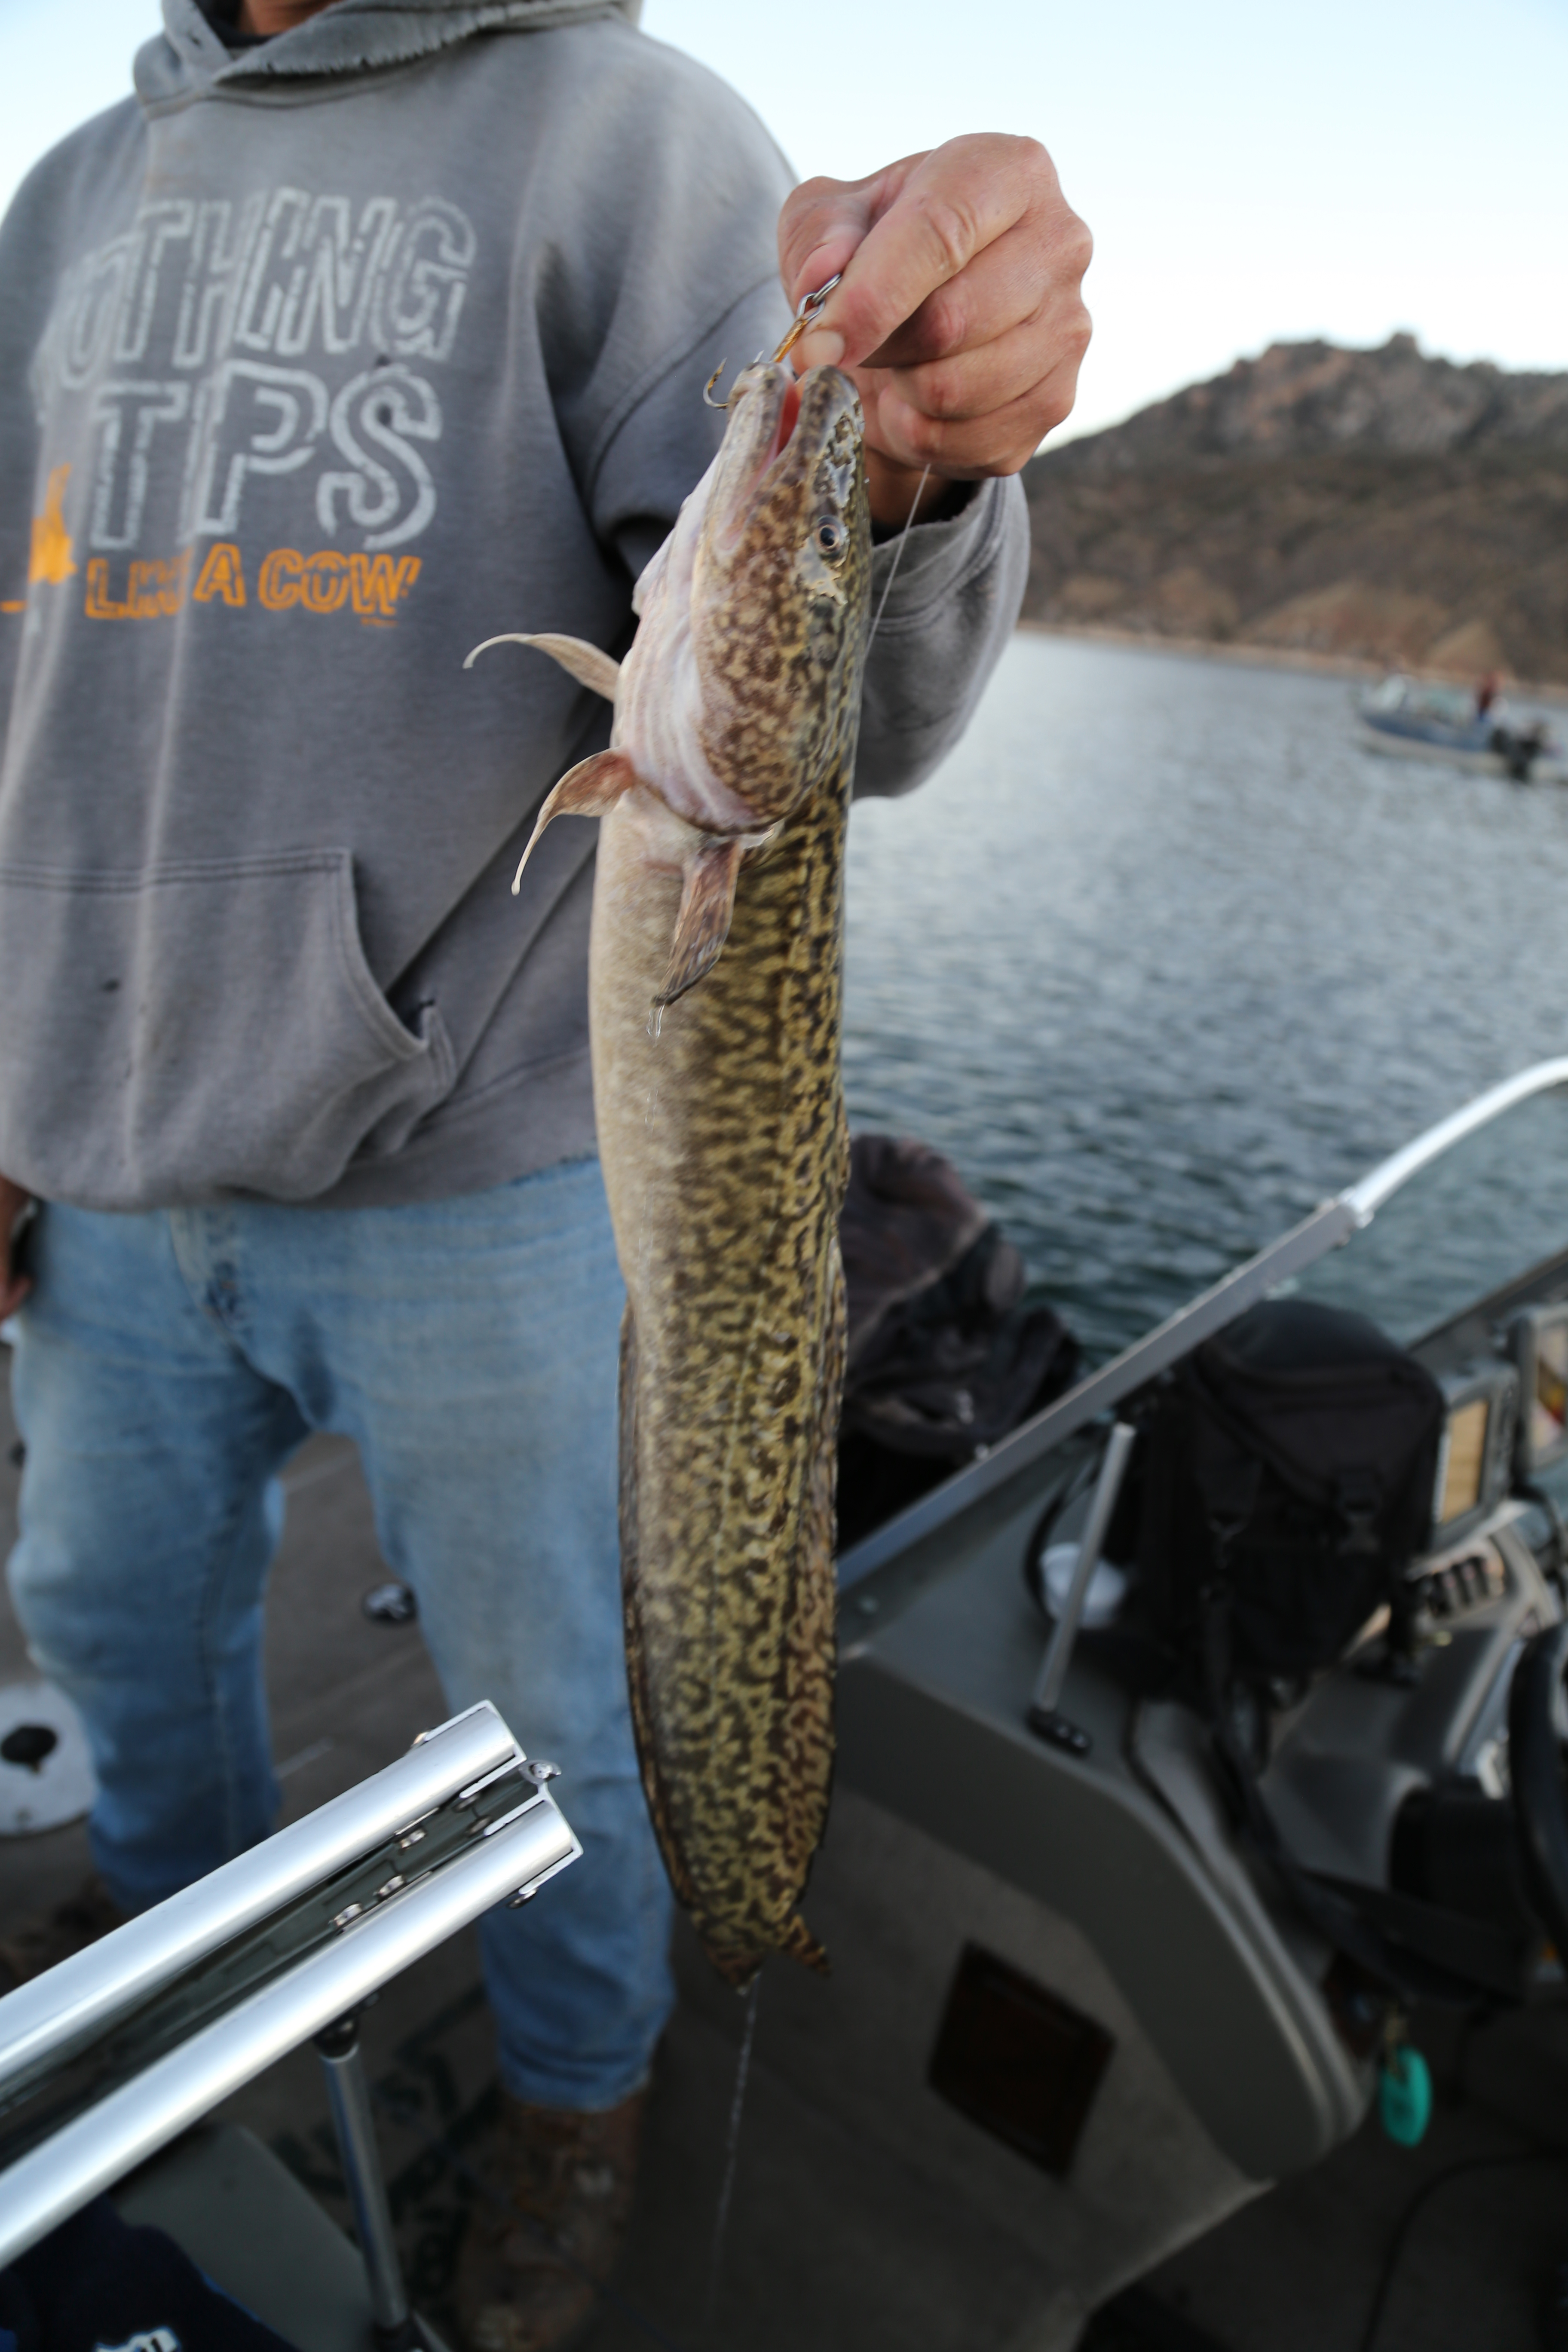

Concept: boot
[[455, 2087, 645, 2352], [0, 1873, 126, 1992]]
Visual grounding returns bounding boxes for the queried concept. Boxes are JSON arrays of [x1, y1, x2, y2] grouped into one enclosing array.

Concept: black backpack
[[836, 1135, 1079, 1549], [1131, 1298, 1446, 1684], [1104, 1299, 1484, 2000]]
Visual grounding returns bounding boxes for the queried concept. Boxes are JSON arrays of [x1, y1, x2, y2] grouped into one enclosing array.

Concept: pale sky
[[2, 0, 1565, 440]]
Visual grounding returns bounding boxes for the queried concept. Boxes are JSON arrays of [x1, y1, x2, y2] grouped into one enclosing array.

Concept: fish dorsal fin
[[465, 631, 621, 704], [655, 837, 747, 1007], [511, 750, 637, 894]]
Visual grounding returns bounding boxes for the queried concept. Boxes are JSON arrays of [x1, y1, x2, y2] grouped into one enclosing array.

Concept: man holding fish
[[0, 1, 1090, 2341]]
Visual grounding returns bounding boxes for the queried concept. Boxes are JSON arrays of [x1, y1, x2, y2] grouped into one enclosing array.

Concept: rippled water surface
[[842, 635, 1568, 1362]]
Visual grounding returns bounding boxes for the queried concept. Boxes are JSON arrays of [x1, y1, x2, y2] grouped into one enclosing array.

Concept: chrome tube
[[0, 1703, 518, 2097], [1030, 1420, 1138, 1724], [317, 2024, 410, 2336], [0, 1786, 579, 2266]]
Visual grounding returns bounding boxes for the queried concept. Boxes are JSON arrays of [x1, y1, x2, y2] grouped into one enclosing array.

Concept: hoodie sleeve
[[852, 470, 1028, 800]]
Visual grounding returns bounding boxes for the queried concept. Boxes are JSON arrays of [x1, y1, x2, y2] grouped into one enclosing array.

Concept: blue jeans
[[5, 1158, 674, 2110]]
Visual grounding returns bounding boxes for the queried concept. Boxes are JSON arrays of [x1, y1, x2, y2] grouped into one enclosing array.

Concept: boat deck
[[3, 1378, 1568, 2352]]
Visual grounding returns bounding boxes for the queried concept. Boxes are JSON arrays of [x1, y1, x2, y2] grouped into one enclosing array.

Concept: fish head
[[619, 362, 872, 836], [692, 361, 872, 825]]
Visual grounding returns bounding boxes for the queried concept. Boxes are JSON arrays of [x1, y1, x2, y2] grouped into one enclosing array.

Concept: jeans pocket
[[0, 850, 454, 1207]]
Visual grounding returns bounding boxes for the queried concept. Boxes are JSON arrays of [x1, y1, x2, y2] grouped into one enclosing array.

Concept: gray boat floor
[[4, 1390, 1568, 2352]]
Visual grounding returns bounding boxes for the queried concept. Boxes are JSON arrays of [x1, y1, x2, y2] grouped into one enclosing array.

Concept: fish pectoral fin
[[465, 631, 622, 704], [511, 750, 637, 894], [655, 837, 746, 1006]]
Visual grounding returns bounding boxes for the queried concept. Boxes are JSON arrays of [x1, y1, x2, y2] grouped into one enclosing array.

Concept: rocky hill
[[1021, 337, 1568, 683]]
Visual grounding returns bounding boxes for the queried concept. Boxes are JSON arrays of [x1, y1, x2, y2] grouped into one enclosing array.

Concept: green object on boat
[[1379, 2043, 1432, 2146]]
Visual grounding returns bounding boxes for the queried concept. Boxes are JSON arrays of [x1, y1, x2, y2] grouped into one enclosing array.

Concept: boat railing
[[837, 1057, 1568, 1588]]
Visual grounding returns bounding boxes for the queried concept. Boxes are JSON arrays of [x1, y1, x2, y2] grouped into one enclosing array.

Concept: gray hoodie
[[0, 0, 1027, 1212]]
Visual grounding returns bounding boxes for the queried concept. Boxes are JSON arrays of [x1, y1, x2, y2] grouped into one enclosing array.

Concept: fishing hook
[[774, 271, 843, 364], [701, 273, 844, 409], [704, 354, 764, 410]]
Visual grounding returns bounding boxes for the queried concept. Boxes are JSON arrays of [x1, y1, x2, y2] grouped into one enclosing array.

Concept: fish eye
[[814, 516, 845, 558]]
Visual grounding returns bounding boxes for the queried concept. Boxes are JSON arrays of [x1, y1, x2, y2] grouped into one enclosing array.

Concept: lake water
[[842, 634, 1568, 1363]]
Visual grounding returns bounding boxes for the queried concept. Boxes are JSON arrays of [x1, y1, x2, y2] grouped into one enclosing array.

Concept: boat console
[[832, 1061, 1568, 2184]]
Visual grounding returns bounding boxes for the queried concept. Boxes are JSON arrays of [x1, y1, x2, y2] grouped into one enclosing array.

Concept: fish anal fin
[[704, 1942, 763, 1993], [465, 631, 621, 703], [655, 838, 745, 1006], [511, 750, 636, 894]]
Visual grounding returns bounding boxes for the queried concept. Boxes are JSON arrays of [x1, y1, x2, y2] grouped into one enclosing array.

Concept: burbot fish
[[471, 362, 872, 1984]]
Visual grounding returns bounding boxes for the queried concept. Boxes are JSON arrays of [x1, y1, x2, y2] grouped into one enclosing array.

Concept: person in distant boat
[[0, 3, 1091, 2343]]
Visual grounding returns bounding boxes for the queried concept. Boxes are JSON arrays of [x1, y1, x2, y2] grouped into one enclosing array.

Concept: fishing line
[[703, 1976, 762, 2341], [867, 464, 932, 650]]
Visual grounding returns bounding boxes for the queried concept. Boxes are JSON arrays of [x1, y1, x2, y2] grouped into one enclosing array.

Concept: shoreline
[[1015, 619, 1568, 707]]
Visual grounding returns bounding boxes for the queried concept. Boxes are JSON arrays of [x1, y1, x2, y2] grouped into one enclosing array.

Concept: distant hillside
[[1021, 337, 1568, 684]]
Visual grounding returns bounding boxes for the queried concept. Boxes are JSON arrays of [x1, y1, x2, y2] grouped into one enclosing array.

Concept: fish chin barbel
[[467, 364, 873, 1985]]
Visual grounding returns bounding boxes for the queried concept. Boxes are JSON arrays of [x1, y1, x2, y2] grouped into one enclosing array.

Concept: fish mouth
[[709, 361, 862, 551], [763, 373, 803, 469]]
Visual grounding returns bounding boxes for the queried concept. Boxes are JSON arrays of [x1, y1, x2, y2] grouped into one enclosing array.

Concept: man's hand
[[238, 1, 334, 31], [0, 1175, 32, 1320], [778, 135, 1092, 530]]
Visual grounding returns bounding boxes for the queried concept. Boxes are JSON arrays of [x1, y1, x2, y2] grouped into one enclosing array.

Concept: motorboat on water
[[1357, 674, 1568, 784], [8, 1063, 1568, 2348]]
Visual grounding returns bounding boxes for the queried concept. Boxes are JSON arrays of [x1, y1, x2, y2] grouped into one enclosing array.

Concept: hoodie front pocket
[[0, 850, 454, 1210]]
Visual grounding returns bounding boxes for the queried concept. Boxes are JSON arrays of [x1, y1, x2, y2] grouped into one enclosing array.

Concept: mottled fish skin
[[598, 751, 855, 1986], [604, 368, 870, 1985], [493, 364, 871, 1986]]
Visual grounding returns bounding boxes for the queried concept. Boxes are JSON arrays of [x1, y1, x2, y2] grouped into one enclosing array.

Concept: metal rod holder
[[0, 1706, 579, 2282], [315, 2011, 414, 2349], [1028, 1421, 1138, 1756]]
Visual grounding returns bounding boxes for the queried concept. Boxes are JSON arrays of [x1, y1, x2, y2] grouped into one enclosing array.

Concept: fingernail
[[793, 328, 845, 372]]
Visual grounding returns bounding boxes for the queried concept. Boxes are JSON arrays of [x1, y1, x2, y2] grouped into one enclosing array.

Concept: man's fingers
[[858, 220, 1061, 376], [874, 244, 1092, 435], [780, 132, 1093, 479], [875, 306, 1071, 429], [790, 137, 1044, 374], [777, 155, 913, 327], [862, 344, 1090, 478]]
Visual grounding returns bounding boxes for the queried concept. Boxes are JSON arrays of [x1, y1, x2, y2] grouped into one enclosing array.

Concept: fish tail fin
[[697, 1920, 826, 1989], [465, 631, 621, 703], [703, 1942, 763, 1993], [512, 750, 636, 894], [779, 1912, 830, 1976], [655, 837, 746, 1004]]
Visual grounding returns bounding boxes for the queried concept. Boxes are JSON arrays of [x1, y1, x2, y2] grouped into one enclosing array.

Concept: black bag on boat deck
[[1131, 1298, 1446, 1681], [836, 1136, 1079, 1550], [1116, 1300, 1472, 2002]]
